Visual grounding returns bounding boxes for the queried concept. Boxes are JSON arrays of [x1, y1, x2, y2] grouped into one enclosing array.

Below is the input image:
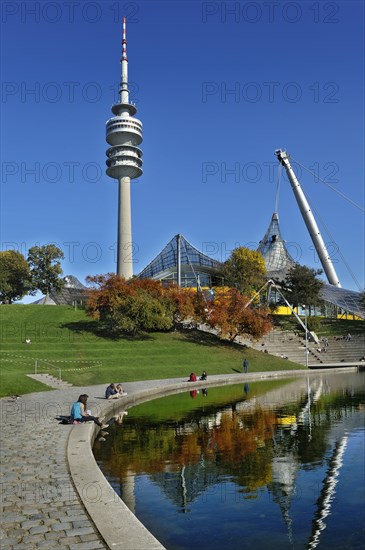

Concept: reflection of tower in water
[[120, 467, 136, 514]]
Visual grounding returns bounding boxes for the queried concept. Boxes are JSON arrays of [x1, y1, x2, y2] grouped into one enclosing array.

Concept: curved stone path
[[0, 384, 109, 550], [0, 368, 356, 549]]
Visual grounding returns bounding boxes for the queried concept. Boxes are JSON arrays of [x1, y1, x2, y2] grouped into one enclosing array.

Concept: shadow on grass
[[61, 320, 153, 341], [178, 329, 247, 352]]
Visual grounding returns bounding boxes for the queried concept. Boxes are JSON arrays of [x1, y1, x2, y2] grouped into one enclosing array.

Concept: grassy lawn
[[273, 315, 364, 336], [0, 305, 304, 397]]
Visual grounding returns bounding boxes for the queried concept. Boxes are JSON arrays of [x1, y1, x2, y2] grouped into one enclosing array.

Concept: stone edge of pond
[[67, 368, 358, 549]]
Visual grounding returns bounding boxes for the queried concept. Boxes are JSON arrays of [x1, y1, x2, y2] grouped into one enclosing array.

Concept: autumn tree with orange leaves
[[85, 274, 200, 336], [204, 288, 272, 341], [86, 274, 271, 339]]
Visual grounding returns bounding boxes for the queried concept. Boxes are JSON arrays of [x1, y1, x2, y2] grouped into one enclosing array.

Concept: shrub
[[307, 316, 322, 333]]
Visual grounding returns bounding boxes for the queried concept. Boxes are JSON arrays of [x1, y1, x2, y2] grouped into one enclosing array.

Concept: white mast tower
[[275, 149, 341, 287], [106, 18, 143, 278]]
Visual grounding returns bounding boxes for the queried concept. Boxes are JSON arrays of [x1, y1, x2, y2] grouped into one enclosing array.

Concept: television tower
[[106, 17, 143, 278]]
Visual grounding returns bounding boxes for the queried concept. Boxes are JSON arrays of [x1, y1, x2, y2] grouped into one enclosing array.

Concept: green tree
[[0, 250, 32, 303], [222, 247, 267, 295], [27, 245, 65, 298], [111, 292, 174, 335], [284, 264, 324, 312]]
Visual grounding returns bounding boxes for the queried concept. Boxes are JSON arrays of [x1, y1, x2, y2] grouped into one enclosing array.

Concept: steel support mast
[[275, 149, 341, 287]]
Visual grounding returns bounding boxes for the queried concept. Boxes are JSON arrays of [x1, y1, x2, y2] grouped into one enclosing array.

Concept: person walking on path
[[243, 358, 249, 373]]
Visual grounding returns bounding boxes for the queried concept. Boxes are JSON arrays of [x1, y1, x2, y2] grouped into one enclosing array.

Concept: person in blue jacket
[[70, 394, 107, 427], [243, 358, 249, 373]]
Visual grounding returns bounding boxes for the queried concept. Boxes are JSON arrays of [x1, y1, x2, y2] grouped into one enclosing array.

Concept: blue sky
[[1, 0, 364, 300]]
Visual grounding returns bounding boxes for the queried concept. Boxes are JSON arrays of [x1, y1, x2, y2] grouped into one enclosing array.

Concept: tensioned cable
[[291, 156, 365, 213], [298, 180, 362, 290]]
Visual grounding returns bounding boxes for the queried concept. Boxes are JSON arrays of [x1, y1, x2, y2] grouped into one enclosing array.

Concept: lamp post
[[303, 305, 309, 368]]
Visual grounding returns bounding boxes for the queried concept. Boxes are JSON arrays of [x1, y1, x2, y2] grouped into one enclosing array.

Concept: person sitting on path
[[116, 383, 128, 396], [188, 372, 197, 382], [200, 371, 207, 381], [105, 383, 121, 399], [70, 394, 107, 428]]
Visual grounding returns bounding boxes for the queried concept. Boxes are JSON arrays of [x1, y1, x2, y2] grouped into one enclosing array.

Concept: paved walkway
[[0, 383, 109, 550], [0, 368, 357, 549]]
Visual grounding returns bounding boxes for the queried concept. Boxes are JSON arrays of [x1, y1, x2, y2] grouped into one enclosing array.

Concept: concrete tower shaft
[[106, 18, 143, 278]]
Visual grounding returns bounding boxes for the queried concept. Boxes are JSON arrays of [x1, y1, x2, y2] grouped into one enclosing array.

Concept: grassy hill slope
[[0, 305, 304, 397]]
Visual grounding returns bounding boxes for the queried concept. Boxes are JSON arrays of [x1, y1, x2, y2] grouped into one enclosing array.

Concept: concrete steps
[[251, 330, 365, 366], [250, 329, 319, 366], [311, 335, 365, 364], [27, 373, 73, 389]]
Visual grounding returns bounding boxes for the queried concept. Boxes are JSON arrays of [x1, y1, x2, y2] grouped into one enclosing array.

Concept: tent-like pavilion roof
[[257, 212, 296, 281], [137, 234, 221, 281]]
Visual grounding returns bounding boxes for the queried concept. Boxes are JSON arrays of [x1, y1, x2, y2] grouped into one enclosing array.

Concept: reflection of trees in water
[[93, 376, 364, 549], [96, 381, 364, 513], [210, 410, 276, 492], [104, 407, 277, 498]]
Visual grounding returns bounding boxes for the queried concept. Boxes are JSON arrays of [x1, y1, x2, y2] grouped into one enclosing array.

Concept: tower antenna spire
[[122, 16, 128, 61], [120, 16, 129, 104], [106, 17, 143, 279]]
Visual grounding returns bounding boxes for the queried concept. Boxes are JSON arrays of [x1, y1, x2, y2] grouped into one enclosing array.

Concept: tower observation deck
[[106, 17, 143, 278]]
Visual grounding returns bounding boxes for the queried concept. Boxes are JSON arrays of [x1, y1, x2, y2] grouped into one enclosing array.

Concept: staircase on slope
[[251, 329, 365, 366]]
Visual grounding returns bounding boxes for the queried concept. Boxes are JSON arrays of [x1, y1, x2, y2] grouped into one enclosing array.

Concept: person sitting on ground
[[188, 372, 197, 382], [70, 394, 107, 428], [116, 383, 128, 396], [105, 383, 121, 399], [200, 370, 207, 381]]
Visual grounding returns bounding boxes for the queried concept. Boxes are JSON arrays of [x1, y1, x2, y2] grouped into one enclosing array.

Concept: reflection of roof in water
[[269, 455, 299, 544], [150, 462, 219, 511]]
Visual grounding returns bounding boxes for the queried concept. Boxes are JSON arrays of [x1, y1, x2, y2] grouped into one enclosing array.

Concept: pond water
[[93, 372, 365, 550]]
